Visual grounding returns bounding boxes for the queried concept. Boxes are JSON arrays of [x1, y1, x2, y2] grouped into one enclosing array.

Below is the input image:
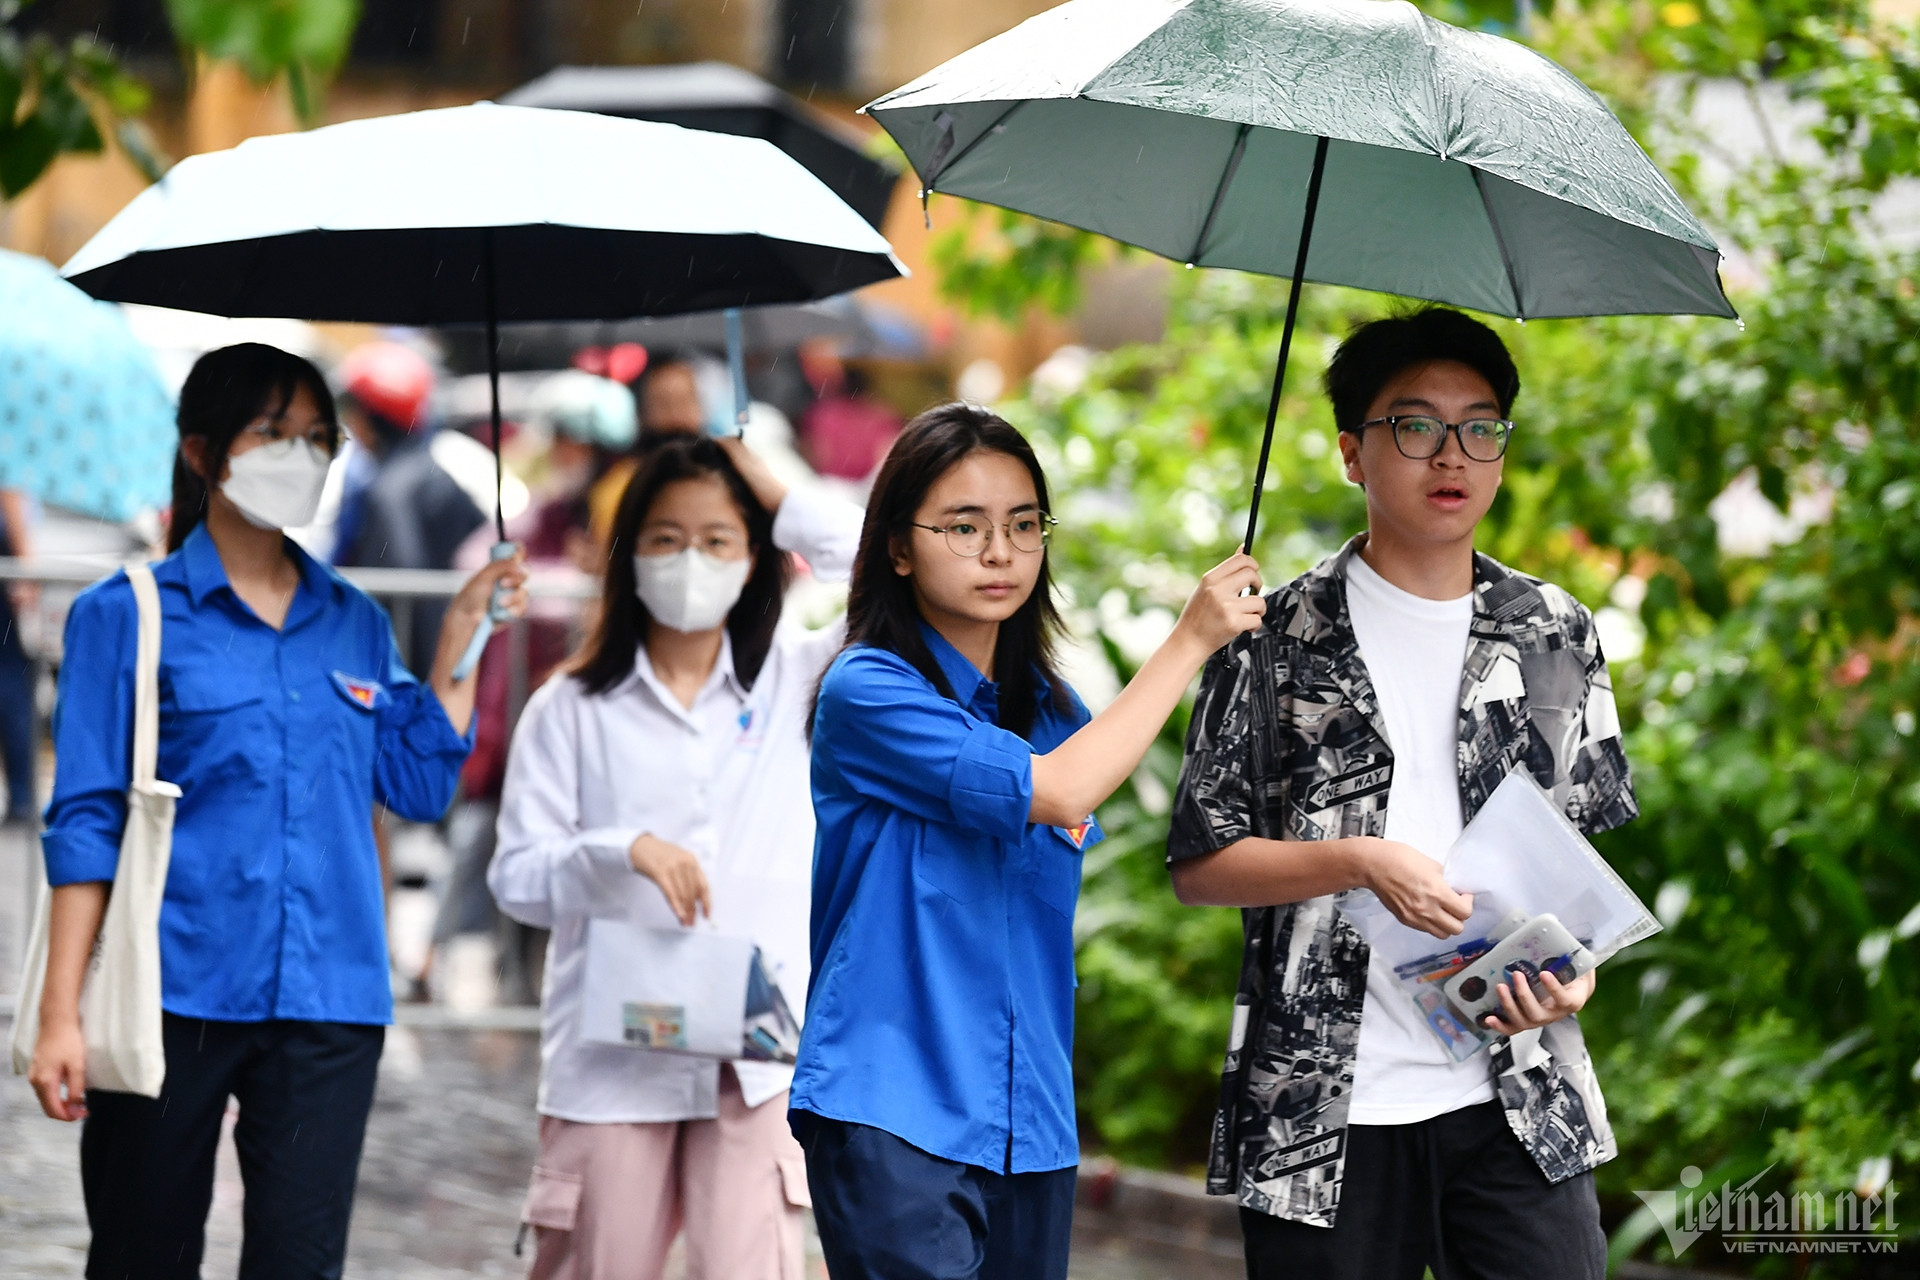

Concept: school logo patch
[[1058, 820, 1094, 850], [332, 671, 385, 710]]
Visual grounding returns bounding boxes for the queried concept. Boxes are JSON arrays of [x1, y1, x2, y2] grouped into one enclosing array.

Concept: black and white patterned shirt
[[1168, 535, 1638, 1228]]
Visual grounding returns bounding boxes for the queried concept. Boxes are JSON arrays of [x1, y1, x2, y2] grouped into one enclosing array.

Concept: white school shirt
[[1343, 552, 1499, 1124], [488, 487, 859, 1123]]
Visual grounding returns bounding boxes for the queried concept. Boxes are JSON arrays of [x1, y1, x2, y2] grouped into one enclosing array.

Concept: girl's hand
[[444, 547, 531, 651], [1482, 967, 1597, 1036], [28, 1019, 88, 1122], [1171, 550, 1266, 658], [628, 835, 713, 926], [716, 436, 789, 515], [429, 548, 531, 734]]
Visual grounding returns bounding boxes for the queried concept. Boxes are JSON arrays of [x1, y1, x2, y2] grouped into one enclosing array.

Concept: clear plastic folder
[[1340, 770, 1661, 1059], [581, 920, 802, 1064]]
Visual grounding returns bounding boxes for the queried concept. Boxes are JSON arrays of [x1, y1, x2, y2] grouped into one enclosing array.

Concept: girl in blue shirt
[[28, 342, 526, 1280], [793, 403, 1265, 1280]]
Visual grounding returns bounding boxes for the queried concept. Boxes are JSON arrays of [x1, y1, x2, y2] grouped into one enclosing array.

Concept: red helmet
[[339, 342, 434, 431]]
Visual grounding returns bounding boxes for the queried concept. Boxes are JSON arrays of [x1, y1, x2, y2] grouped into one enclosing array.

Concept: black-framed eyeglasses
[[912, 512, 1056, 557], [1355, 415, 1515, 462]]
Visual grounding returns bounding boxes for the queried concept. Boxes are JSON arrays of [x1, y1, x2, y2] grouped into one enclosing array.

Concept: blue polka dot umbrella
[[0, 249, 175, 523]]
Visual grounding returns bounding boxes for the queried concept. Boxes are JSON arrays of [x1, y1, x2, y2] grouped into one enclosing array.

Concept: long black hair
[[168, 343, 339, 553], [570, 436, 791, 695], [824, 402, 1069, 740]]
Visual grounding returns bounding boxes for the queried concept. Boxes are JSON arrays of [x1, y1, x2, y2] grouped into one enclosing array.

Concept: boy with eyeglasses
[[1167, 308, 1636, 1280]]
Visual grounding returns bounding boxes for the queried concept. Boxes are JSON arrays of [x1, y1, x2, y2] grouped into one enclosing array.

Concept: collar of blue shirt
[[917, 618, 994, 709], [178, 522, 341, 627]]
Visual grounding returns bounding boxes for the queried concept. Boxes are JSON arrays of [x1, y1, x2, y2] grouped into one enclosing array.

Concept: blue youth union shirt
[[41, 523, 473, 1025], [792, 623, 1103, 1174]]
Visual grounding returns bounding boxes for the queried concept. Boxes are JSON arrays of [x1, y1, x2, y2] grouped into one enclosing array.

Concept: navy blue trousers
[[792, 1111, 1076, 1280], [80, 1013, 384, 1280], [0, 612, 34, 819]]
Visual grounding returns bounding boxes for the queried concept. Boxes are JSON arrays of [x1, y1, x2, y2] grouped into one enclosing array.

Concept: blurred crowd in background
[[0, 309, 918, 1009]]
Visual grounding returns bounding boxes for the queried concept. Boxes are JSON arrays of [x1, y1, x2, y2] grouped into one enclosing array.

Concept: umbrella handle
[[710, 307, 748, 439], [451, 541, 517, 682]]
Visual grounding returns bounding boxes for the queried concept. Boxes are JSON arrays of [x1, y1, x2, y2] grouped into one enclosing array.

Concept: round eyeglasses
[[1355, 415, 1515, 462], [241, 414, 336, 456], [912, 512, 1056, 557]]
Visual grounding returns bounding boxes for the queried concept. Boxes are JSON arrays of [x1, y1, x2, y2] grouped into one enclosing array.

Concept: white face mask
[[222, 439, 331, 530], [633, 548, 751, 633]]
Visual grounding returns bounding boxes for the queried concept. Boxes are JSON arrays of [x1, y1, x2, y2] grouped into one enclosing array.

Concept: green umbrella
[[866, 0, 1736, 548]]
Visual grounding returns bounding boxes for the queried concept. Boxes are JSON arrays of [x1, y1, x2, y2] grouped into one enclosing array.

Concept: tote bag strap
[[124, 564, 163, 790]]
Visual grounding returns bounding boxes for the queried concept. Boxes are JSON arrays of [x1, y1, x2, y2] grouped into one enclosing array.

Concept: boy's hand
[[1482, 967, 1596, 1036], [1359, 837, 1474, 938]]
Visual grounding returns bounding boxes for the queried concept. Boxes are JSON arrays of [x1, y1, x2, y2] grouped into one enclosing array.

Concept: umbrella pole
[[1241, 135, 1329, 556], [453, 230, 511, 682], [484, 229, 506, 544]]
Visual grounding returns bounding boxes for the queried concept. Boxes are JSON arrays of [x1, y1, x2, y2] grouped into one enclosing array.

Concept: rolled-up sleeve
[[815, 650, 1033, 843], [41, 576, 137, 886], [1564, 599, 1639, 836], [371, 620, 473, 822], [770, 485, 864, 585], [489, 678, 640, 928]]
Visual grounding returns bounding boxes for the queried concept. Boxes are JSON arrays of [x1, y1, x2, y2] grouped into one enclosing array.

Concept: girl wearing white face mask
[[490, 435, 861, 1280], [30, 343, 528, 1277]]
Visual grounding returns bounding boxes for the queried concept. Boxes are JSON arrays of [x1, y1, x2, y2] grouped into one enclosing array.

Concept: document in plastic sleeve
[[581, 920, 801, 1063], [1340, 769, 1660, 1059]]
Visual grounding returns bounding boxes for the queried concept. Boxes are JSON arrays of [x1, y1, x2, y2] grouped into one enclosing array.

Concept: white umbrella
[[64, 101, 904, 671]]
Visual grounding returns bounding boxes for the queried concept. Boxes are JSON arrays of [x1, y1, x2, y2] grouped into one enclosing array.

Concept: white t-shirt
[[1343, 552, 1497, 1124]]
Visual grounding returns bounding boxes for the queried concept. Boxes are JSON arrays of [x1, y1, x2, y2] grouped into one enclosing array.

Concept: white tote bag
[[10, 563, 178, 1097]]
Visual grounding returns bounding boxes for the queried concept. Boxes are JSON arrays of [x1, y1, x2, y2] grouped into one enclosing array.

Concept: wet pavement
[[0, 824, 1240, 1279], [0, 1018, 1239, 1279]]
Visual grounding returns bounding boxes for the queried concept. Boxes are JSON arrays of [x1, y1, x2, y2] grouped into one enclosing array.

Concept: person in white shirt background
[[488, 431, 859, 1280]]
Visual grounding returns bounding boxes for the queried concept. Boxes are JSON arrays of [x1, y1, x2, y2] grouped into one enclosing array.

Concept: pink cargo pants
[[520, 1069, 811, 1280]]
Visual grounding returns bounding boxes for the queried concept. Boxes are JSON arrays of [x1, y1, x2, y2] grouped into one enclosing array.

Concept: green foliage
[[927, 200, 1125, 323], [165, 0, 361, 126], [1640, 0, 1870, 79], [935, 5, 1920, 1261], [0, 0, 163, 197]]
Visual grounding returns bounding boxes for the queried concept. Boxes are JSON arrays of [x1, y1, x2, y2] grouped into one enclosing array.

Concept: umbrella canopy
[[0, 250, 175, 523], [870, 0, 1730, 321], [62, 102, 903, 325], [502, 62, 901, 230], [866, 0, 1734, 546]]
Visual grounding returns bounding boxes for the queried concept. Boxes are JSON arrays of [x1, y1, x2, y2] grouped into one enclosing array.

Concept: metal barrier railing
[[0, 555, 598, 668]]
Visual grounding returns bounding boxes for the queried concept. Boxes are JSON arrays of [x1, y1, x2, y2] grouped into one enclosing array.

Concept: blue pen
[[1393, 937, 1493, 981]]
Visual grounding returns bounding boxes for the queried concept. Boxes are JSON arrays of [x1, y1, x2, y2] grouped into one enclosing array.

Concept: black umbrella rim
[[62, 224, 904, 326]]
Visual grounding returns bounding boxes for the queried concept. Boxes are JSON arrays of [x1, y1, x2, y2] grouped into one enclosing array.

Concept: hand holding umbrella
[[435, 544, 529, 724]]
